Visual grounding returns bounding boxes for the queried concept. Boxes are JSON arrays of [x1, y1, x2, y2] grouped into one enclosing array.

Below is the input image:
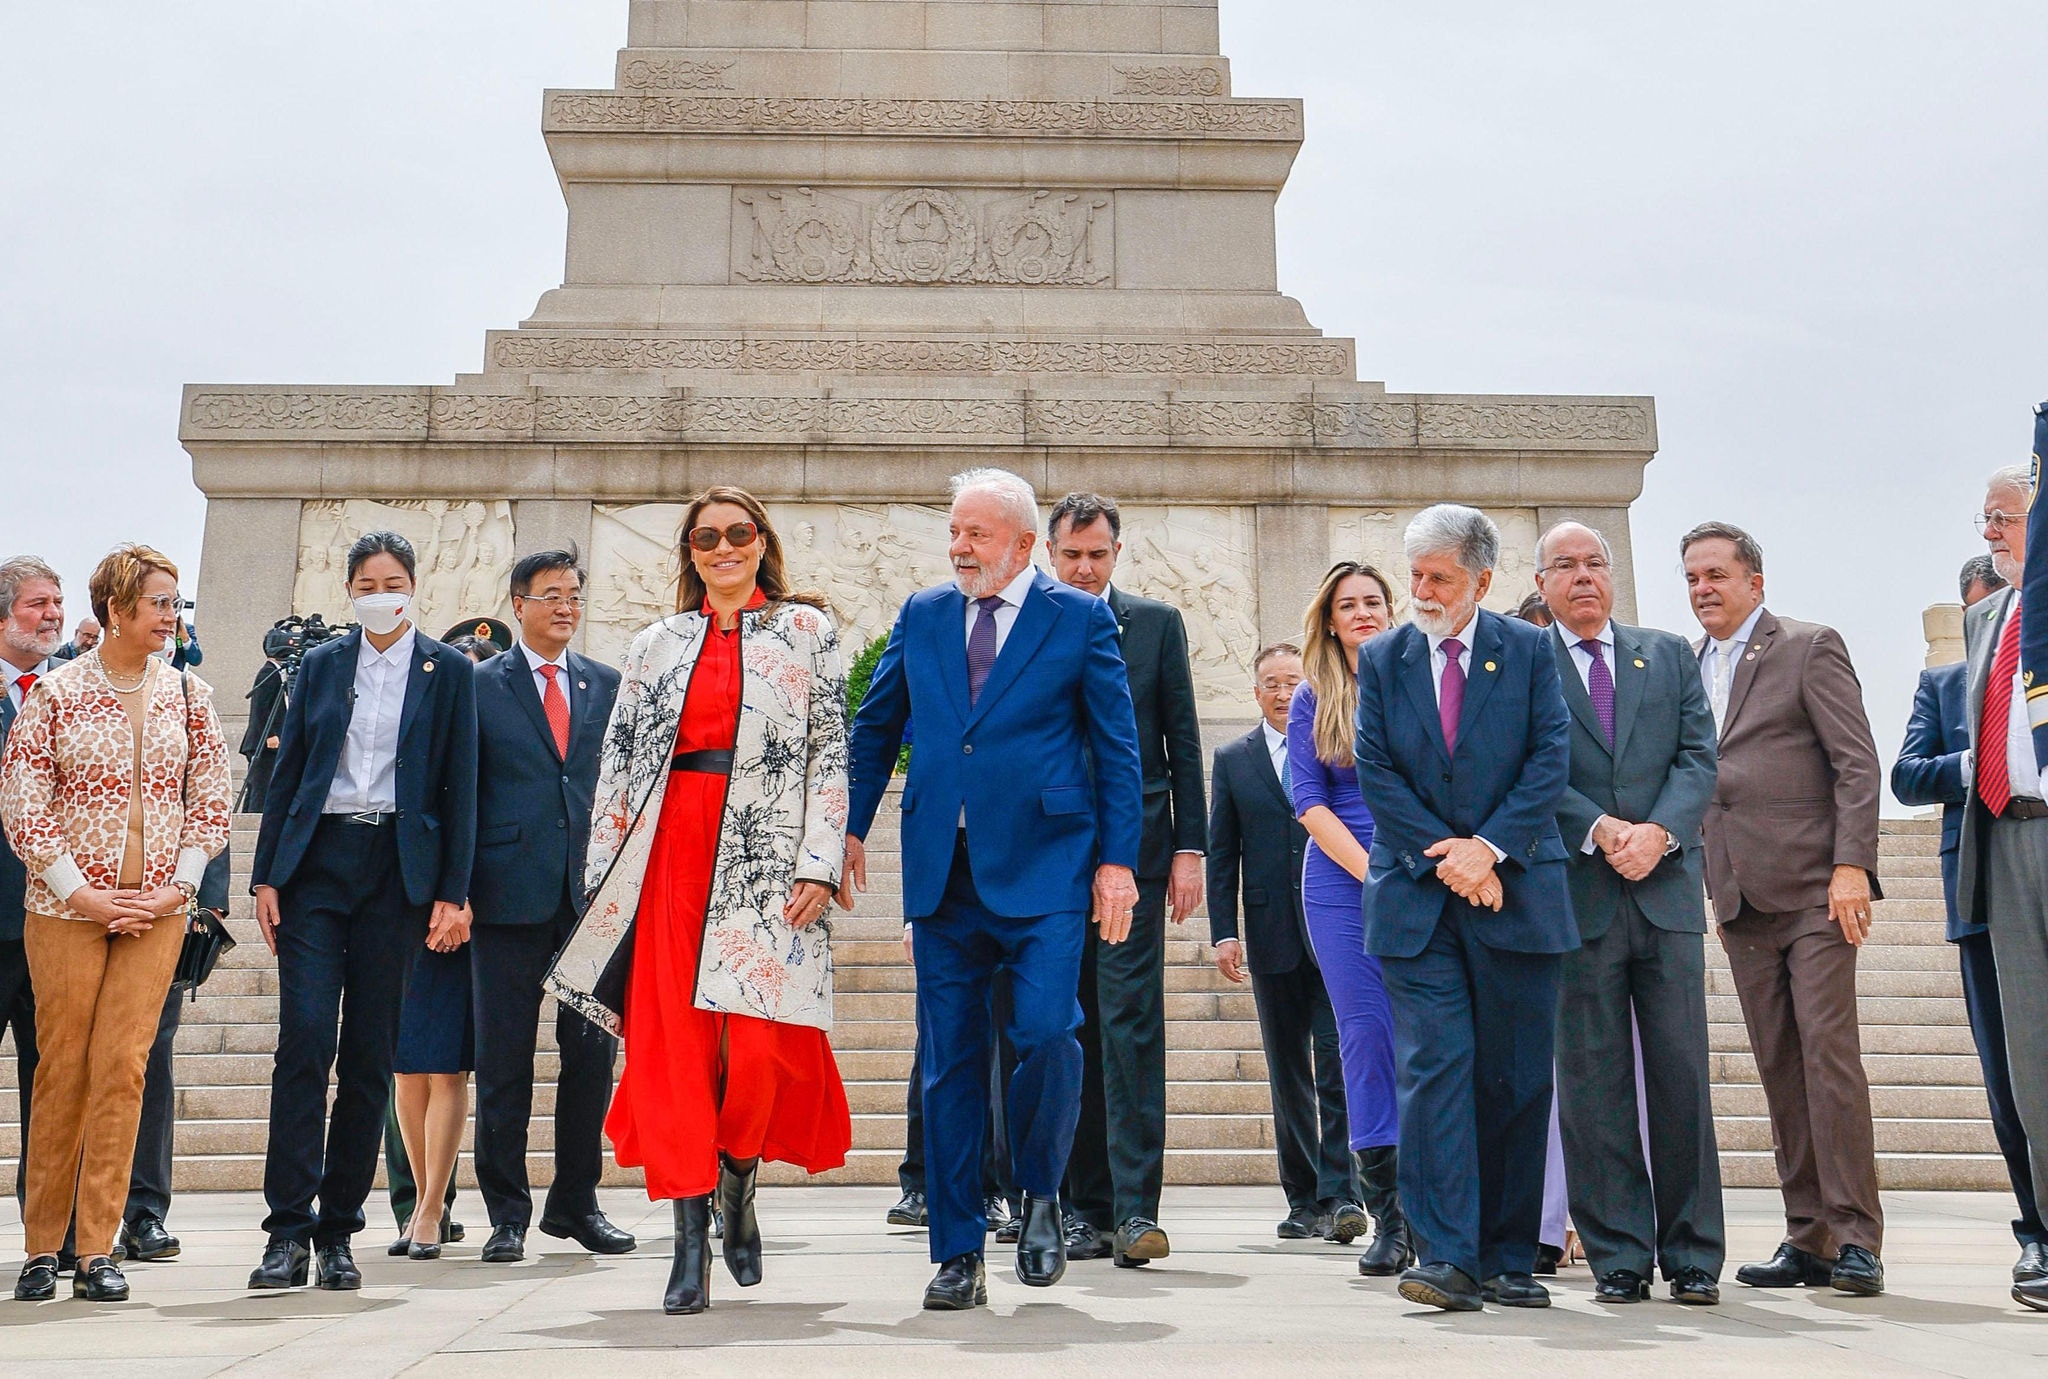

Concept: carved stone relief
[[546, 95, 1303, 141], [1113, 507, 1263, 708], [487, 334, 1350, 378], [1327, 507, 1543, 618], [1111, 65, 1227, 97], [293, 499, 516, 634], [735, 186, 1110, 287], [618, 57, 735, 90]]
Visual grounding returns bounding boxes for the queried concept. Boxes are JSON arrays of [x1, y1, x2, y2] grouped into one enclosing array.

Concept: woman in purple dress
[[1287, 561, 1409, 1277]]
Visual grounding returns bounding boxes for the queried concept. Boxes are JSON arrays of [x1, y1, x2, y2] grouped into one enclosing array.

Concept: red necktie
[[538, 664, 570, 758], [13, 673, 34, 702], [1979, 607, 2023, 816]]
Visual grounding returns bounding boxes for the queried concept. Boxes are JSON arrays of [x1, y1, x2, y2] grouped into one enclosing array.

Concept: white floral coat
[[546, 600, 849, 1035]]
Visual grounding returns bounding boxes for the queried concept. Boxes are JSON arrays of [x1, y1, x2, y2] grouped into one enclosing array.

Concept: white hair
[[1535, 521, 1614, 568], [1404, 504, 1500, 579], [949, 467, 1039, 536], [1988, 463, 2033, 499]]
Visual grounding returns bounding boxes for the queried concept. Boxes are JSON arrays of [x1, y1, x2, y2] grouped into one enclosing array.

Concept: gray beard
[[1410, 600, 1473, 640], [1994, 552, 2023, 586], [956, 555, 1027, 601], [2, 625, 59, 662]]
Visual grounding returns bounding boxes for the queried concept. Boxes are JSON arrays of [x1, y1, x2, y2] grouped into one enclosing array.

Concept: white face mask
[[351, 592, 412, 637]]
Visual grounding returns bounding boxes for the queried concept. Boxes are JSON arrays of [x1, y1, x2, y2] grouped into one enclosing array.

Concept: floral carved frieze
[[544, 94, 1303, 140], [184, 391, 428, 435], [617, 57, 735, 90], [735, 186, 1110, 287], [487, 334, 1352, 378], [1415, 402, 1653, 446], [1111, 65, 1227, 97]]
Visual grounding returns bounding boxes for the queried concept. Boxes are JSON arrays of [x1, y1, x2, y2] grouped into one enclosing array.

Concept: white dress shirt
[[960, 562, 1036, 654], [1422, 615, 1504, 863], [517, 639, 571, 718], [3, 656, 56, 714], [1986, 596, 2046, 800], [1562, 620, 1615, 696], [1261, 720, 1289, 783], [1698, 602, 1766, 730], [324, 627, 414, 815]]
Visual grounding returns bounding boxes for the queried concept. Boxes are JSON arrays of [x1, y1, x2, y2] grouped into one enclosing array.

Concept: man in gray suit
[[1955, 463, 2048, 1312], [1537, 523, 1725, 1306]]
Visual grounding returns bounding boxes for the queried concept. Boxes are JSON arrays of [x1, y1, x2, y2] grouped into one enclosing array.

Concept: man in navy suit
[[1353, 505, 1575, 1313], [248, 531, 478, 1292], [1913, 550, 2047, 1292], [467, 549, 633, 1265], [0, 556, 65, 1211], [842, 468, 1144, 1311]]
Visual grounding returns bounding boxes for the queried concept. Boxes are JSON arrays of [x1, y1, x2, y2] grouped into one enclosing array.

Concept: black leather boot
[[1355, 1147, 1416, 1277], [716, 1154, 763, 1287], [665, 1197, 712, 1315]]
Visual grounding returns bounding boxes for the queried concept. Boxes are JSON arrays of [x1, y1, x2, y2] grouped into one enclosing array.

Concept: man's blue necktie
[[967, 596, 1002, 704]]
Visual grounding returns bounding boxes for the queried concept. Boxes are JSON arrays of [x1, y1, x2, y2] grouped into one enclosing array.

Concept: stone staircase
[[0, 811, 2001, 1194]]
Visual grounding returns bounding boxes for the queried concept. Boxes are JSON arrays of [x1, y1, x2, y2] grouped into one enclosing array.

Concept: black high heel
[[717, 1155, 762, 1287], [665, 1196, 712, 1315]]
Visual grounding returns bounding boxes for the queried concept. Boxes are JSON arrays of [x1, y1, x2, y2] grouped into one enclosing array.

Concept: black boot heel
[[717, 1155, 763, 1287], [665, 1196, 712, 1315]]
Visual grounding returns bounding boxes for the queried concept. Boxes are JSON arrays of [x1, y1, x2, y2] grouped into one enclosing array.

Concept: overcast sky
[[2, 2, 2043, 808]]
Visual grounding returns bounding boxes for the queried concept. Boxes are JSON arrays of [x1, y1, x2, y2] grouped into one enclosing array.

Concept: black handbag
[[172, 671, 236, 991]]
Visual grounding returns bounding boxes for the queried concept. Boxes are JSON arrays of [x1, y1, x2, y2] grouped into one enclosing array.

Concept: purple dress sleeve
[[1286, 681, 1335, 816]]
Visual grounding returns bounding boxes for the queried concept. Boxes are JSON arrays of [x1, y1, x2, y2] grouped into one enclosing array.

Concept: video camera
[[262, 613, 353, 681]]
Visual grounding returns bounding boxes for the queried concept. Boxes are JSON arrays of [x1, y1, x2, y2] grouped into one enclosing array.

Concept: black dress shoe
[[1358, 1207, 1416, 1276], [1736, 1242, 1834, 1288], [1276, 1206, 1322, 1240], [1015, 1192, 1067, 1287], [1670, 1265, 1721, 1305], [13, 1256, 58, 1302], [447, 1219, 465, 1243], [481, 1224, 526, 1263], [1063, 1213, 1112, 1261], [248, 1239, 310, 1290], [539, 1210, 638, 1256], [1397, 1262, 1485, 1312], [2017, 1276, 2048, 1312], [2015, 1241, 2048, 1283], [995, 1214, 1022, 1244], [72, 1257, 129, 1302], [1324, 1201, 1369, 1244], [984, 1194, 1013, 1235], [388, 1233, 412, 1258], [923, 1252, 987, 1310], [887, 1191, 928, 1228], [1533, 1243, 1563, 1276], [314, 1242, 361, 1291], [121, 1215, 180, 1263], [1113, 1217, 1169, 1269], [1595, 1268, 1651, 1302], [716, 1155, 763, 1287], [666, 1196, 712, 1315], [1482, 1272, 1551, 1308], [1830, 1244, 1884, 1296]]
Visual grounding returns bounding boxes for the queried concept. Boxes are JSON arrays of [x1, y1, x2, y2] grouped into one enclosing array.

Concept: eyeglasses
[[139, 594, 186, 614], [688, 522, 760, 552], [516, 593, 585, 610], [1543, 556, 1612, 575], [1975, 511, 2026, 534]]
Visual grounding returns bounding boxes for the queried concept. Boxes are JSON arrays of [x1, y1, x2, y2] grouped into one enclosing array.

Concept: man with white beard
[[0, 557, 66, 1211]]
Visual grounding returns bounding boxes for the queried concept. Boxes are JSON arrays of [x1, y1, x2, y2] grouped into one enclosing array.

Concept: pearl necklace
[[97, 654, 151, 694]]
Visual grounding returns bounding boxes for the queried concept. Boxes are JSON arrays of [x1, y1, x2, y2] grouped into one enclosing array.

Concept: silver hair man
[[0, 556, 65, 663], [1985, 463, 2034, 586], [948, 468, 1041, 600], [1404, 504, 1499, 638]]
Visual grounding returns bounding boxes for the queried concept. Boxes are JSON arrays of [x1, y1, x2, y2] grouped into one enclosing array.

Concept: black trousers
[[261, 818, 426, 1247], [1555, 897, 1725, 1279], [900, 971, 1015, 1204], [1, 937, 35, 1208], [470, 906, 618, 1228], [1249, 960, 1356, 1213], [1065, 874, 1168, 1230], [1957, 929, 2047, 1245], [125, 985, 183, 1224]]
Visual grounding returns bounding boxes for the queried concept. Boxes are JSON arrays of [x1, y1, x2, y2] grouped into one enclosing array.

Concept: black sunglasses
[[687, 522, 760, 552]]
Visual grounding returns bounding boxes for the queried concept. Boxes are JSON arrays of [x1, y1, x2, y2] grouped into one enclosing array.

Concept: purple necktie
[[1580, 638, 1615, 746], [1439, 637, 1466, 754], [967, 595, 1003, 704]]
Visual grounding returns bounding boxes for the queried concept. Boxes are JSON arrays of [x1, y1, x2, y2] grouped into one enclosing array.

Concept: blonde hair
[[88, 543, 179, 628], [1299, 562, 1395, 767]]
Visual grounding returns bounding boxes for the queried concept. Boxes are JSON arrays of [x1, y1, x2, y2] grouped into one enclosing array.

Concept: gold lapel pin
[[1484, 661, 1497, 672], [423, 661, 435, 673], [1633, 658, 1645, 668]]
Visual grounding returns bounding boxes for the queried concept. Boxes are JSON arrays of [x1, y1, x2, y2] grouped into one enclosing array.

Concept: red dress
[[605, 596, 852, 1200]]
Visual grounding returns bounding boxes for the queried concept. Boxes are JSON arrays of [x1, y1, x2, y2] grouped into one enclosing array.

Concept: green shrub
[[845, 633, 910, 774]]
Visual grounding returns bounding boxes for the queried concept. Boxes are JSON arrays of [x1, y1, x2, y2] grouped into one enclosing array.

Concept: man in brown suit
[[1681, 522, 1885, 1297]]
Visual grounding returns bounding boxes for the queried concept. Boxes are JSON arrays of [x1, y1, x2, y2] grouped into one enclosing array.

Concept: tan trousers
[[21, 910, 183, 1258], [1721, 903, 1883, 1257]]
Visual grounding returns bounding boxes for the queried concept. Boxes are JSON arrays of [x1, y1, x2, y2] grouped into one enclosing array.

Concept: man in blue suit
[[1924, 543, 2048, 1296], [467, 549, 632, 1264], [248, 531, 478, 1292], [1353, 504, 1575, 1313], [842, 468, 1144, 1311]]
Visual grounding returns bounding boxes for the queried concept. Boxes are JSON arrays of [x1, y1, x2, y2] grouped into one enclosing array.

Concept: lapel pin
[[1745, 650, 1756, 661], [1633, 658, 1645, 669], [1484, 661, 1496, 672], [423, 661, 435, 673], [578, 680, 588, 690]]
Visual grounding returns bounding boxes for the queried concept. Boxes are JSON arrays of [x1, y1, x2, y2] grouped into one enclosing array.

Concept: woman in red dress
[[547, 487, 851, 1315]]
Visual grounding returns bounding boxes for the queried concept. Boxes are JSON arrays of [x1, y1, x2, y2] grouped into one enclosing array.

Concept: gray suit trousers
[[1556, 896, 1725, 1278], [1986, 815, 2048, 1215]]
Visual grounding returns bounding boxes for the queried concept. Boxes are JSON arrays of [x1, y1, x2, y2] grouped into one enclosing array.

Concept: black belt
[[671, 749, 735, 775], [323, 810, 394, 827], [2000, 797, 2048, 821]]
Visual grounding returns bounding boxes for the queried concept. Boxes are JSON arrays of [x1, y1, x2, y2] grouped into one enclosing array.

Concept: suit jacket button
[[557, 820, 567, 829], [963, 744, 973, 754], [1441, 773, 1452, 783]]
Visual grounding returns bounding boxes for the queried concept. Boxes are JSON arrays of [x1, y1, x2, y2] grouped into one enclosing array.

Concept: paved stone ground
[[1, 1188, 2043, 1377]]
